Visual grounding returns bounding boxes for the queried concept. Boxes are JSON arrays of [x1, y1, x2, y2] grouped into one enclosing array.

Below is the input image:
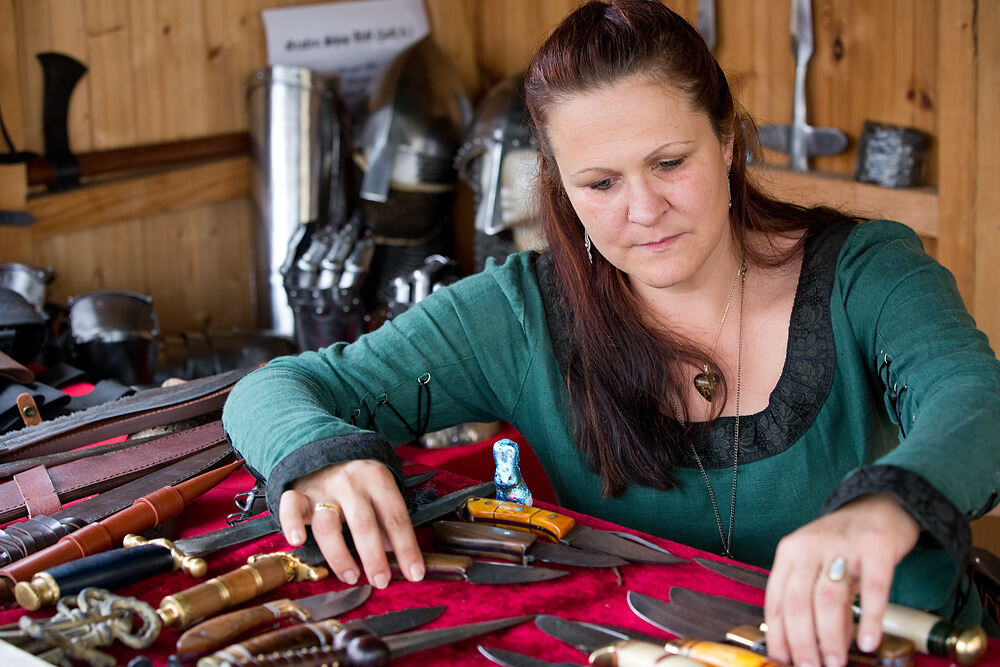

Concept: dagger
[[627, 589, 915, 667], [693, 556, 989, 665], [532, 615, 712, 667], [433, 520, 627, 568], [461, 498, 686, 565], [196, 604, 446, 666], [387, 551, 569, 584], [203, 613, 532, 667]]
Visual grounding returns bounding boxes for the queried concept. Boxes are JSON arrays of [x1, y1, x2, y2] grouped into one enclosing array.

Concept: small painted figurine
[[493, 438, 533, 506]]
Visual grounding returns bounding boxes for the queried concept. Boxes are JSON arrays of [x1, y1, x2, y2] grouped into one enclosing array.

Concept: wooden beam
[[751, 164, 939, 238], [25, 156, 250, 237]]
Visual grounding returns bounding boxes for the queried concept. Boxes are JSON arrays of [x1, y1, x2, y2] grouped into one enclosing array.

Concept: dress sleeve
[[221, 254, 540, 515], [821, 221, 1000, 566]]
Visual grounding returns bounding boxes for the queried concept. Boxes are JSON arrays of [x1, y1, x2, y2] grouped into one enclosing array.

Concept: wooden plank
[[25, 157, 250, 237], [935, 0, 977, 306], [83, 0, 137, 148], [0, 0, 31, 261], [751, 164, 938, 238], [973, 1, 1000, 347]]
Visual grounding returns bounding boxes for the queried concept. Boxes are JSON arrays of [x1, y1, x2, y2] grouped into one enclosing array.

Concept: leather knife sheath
[[0, 420, 227, 522], [0, 367, 247, 461]]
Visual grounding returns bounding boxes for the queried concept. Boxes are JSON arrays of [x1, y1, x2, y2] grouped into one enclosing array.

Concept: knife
[[533, 615, 712, 667], [196, 604, 446, 666], [693, 556, 988, 665], [175, 584, 372, 661], [204, 614, 533, 667], [628, 589, 915, 667], [461, 498, 686, 565], [478, 644, 579, 667], [388, 551, 569, 584], [535, 614, 782, 667], [12, 515, 278, 610], [433, 520, 627, 568]]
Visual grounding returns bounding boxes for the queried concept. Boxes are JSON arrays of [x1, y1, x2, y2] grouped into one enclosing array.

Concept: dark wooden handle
[[432, 520, 534, 563], [387, 552, 471, 581]]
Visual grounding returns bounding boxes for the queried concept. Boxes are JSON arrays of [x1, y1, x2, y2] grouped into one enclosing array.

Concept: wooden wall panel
[[0, 0, 30, 261]]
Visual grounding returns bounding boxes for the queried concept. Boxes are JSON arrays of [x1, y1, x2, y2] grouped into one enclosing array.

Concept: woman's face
[[547, 76, 735, 296]]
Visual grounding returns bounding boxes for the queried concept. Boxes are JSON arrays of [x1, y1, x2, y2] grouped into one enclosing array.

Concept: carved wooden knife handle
[[176, 598, 299, 661], [198, 620, 388, 667]]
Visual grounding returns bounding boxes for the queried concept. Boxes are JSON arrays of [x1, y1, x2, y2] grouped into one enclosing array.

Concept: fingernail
[[343, 570, 359, 585], [409, 564, 425, 582], [859, 633, 877, 652], [373, 572, 389, 589], [825, 655, 842, 667], [287, 530, 304, 545]]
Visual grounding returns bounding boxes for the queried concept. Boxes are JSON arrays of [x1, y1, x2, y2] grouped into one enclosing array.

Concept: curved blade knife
[[478, 645, 578, 667], [693, 557, 987, 665], [433, 520, 627, 568], [175, 584, 372, 661], [461, 498, 686, 565]]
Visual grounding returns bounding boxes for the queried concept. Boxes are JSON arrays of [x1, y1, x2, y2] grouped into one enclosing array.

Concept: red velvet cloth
[[2, 461, 998, 666]]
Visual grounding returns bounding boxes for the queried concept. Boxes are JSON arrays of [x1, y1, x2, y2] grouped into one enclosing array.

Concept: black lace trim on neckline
[[535, 220, 857, 468]]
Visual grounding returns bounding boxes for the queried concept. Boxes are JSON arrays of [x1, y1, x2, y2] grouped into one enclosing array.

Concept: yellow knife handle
[[590, 640, 708, 667], [463, 497, 576, 541], [666, 638, 785, 667], [176, 598, 303, 661], [159, 554, 298, 629]]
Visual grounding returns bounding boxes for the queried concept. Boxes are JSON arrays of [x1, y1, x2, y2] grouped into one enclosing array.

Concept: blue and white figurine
[[493, 438, 533, 506]]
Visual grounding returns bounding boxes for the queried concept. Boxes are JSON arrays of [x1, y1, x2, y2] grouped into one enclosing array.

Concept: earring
[[584, 230, 593, 264]]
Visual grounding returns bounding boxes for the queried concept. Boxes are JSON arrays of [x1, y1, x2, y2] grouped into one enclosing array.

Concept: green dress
[[222, 219, 1000, 626]]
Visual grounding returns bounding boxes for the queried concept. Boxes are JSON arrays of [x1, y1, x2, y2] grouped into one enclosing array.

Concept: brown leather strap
[[15, 393, 41, 427], [12, 465, 60, 517], [0, 420, 228, 523], [0, 352, 33, 384]]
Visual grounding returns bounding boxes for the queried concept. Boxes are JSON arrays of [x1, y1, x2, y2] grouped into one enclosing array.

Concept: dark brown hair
[[524, 0, 856, 496]]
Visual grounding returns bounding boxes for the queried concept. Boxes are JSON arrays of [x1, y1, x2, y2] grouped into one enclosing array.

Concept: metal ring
[[313, 502, 342, 519], [827, 555, 848, 582]]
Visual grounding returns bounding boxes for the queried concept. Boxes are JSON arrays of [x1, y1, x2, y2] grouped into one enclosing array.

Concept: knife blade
[[197, 604, 446, 667], [478, 645, 578, 667], [389, 551, 569, 584], [635, 588, 916, 667], [433, 520, 627, 568], [693, 557, 988, 665], [461, 498, 685, 565], [532, 615, 708, 667], [175, 584, 372, 661], [535, 614, 783, 667]]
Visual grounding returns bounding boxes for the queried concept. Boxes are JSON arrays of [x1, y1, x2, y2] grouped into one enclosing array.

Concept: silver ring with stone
[[827, 555, 848, 582]]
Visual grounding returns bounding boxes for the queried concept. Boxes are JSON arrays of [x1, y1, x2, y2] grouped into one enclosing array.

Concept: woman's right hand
[[277, 460, 425, 589]]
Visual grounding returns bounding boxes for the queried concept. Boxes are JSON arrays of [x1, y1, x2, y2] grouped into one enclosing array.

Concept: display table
[[1, 460, 997, 666]]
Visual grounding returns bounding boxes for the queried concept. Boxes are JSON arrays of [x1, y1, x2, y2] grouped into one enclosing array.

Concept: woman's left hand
[[763, 492, 920, 667]]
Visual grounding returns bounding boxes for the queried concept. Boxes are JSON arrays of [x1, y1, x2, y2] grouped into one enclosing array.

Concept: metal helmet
[[455, 73, 540, 237]]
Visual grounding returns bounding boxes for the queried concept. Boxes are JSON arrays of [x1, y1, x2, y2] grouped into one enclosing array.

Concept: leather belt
[[0, 442, 233, 567], [0, 367, 248, 461], [0, 420, 227, 523]]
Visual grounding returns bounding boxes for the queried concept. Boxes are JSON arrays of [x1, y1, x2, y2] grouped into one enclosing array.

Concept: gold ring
[[313, 502, 342, 517], [827, 555, 847, 582]]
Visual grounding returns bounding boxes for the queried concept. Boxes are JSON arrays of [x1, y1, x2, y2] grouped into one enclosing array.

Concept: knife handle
[[432, 520, 535, 563], [14, 543, 176, 610], [176, 598, 305, 661], [590, 640, 708, 667], [666, 638, 784, 667], [198, 619, 387, 667], [160, 553, 326, 629], [387, 551, 471, 581], [865, 602, 986, 665], [463, 497, 575, 542]]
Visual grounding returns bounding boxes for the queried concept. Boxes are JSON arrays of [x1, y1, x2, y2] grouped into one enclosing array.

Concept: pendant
[[693, 370, 720, 402]]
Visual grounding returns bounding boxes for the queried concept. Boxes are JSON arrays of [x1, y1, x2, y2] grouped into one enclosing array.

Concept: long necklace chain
[[693, 257, 743, 402], [689, 257, 746, 559]]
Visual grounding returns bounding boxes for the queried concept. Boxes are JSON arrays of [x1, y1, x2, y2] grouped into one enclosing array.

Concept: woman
[[222, 2, 1000, 665]]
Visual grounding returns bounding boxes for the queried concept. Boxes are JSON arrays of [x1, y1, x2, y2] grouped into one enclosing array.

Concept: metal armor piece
[[248, 66, 341, 335], [455, 74, 544, 270], [68, 290, 159, 385], [0, 264, 53, 316]]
